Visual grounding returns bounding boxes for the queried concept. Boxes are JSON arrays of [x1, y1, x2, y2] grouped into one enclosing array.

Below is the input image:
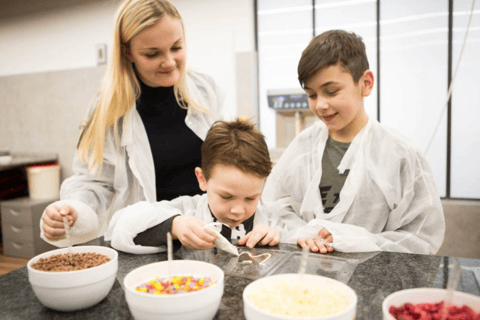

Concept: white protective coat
[[40, 70, 229, 247], [105, 194, 285, 254], [263, 119, 445, 254]]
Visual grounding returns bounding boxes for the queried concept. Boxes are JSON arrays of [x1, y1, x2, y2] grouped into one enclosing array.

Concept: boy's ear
[[195, 167, 207, 192], [361, 70, 374, 97]]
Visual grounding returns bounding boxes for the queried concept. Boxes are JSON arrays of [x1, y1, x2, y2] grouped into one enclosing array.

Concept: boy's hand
[[297, 227, 334, 254], [171, 216, 216, 250], [238, 224, 280, 248], [42, 205, 78, 241]]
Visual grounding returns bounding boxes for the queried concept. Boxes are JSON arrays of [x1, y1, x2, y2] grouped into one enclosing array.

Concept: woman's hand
[[42, 204, 78, 241], [171, 216, 216, 250], [297, 227, 334, 254], [238, 224, 280, 248]]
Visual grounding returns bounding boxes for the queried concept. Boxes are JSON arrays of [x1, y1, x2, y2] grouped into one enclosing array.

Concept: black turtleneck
[[136, 79, 204, 202]]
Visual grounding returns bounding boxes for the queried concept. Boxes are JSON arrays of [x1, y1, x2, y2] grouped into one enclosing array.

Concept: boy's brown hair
[[298, 30, 369, 87], [201, 119, 272, 180]]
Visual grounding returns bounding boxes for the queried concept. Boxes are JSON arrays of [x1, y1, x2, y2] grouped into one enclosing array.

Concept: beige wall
[[0, 51, 257, 182], [0, 66, 105, 180], [0, 0, 256, 120], [437, 200, 480, 259]]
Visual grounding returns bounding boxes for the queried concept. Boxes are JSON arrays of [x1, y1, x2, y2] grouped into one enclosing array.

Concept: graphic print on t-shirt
[[319, 173, 348, 213], [319, 186, 338, 213]]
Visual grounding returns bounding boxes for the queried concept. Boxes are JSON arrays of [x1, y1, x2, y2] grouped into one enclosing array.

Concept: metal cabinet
[[1, 197, 58, 258]]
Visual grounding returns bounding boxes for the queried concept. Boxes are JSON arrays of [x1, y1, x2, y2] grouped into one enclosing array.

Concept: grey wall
[[0, 66, 106, 180]]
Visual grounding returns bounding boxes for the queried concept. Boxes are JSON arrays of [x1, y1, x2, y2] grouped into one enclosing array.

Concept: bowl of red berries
[[383, 288, 480, 320]]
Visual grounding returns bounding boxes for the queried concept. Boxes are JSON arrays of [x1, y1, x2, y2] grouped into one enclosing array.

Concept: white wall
[[173, 0, 255, 118], [0, 0, 255, 117], [0, 1, 117, 76]]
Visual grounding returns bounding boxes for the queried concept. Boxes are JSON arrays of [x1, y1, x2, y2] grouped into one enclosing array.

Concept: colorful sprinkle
[[135, 275, 216, 295]]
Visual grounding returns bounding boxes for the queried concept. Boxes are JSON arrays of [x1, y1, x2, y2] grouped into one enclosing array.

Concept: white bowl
[[27, 245, 118, 312], [124, 260, 225, 320], [243, 273, 357, 320], [383, 288, 480, 319]]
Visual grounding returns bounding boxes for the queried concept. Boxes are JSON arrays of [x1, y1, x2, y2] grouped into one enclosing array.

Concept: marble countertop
[[1, 238, 479, 320]]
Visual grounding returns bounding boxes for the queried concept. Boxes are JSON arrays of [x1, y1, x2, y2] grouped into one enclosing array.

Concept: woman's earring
[[122, 44, 133, 62]]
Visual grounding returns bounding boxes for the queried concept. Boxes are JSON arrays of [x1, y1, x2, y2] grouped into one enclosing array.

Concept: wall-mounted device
[[267, 89, 309, 110], [266, 89, 317, 150]]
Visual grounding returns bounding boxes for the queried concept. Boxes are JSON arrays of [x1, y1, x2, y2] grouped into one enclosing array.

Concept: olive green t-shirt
[[319, 136, 351, 213]]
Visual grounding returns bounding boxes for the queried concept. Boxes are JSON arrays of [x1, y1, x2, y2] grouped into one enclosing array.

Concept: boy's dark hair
[[298, 30, 369, 87], [201, 119, 272, 181]]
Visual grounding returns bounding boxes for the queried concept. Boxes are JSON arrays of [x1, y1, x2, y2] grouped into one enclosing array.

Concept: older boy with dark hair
[[263, 30, 445, 254], [106, 119, 283, 254]]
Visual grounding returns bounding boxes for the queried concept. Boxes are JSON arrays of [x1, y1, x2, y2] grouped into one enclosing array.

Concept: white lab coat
[[40, 70, 228, 247], [105, 194, 285, 254], [263, 118, 445, 254]]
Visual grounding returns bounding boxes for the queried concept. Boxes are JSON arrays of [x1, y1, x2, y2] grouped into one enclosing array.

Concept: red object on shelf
[[28, 162, 59, 168]]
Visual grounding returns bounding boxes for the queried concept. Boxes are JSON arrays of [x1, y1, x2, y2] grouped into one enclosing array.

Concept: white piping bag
[[203, 222, 239, 256]]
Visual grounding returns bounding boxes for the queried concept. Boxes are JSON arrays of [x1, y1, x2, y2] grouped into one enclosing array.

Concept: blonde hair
[[77, 0, 208, 173]]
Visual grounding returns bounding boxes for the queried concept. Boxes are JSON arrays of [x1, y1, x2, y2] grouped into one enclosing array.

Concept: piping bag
[[203, 222, 239, 256]]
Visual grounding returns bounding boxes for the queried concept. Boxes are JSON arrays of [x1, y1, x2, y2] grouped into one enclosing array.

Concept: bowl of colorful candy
[[243, 273, 357, 320], [383, 288, 480, 320], [27, 245, 118, 312], [124, 260, 225, 320]]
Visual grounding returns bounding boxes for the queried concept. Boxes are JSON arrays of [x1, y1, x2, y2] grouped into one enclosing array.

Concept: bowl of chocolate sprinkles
[[31, 252, 111, 272], [27, 246, 118, 312]]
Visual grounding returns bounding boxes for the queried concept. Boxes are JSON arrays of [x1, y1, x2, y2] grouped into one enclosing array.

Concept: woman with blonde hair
[[40, 0, 227, 246]]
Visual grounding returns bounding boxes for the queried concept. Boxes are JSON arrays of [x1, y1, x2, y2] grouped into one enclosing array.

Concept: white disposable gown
[[40, 70, 228, 247], [105, 194, 285, 254], [263, 119, 445, 254]]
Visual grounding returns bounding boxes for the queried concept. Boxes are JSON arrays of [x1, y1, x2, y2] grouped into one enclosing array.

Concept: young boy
[[262, 30, 445, 255], [105, 119, 282, 254]]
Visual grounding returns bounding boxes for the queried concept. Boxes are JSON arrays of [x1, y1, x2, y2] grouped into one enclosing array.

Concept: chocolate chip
[[31, 252, 110, 272]]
